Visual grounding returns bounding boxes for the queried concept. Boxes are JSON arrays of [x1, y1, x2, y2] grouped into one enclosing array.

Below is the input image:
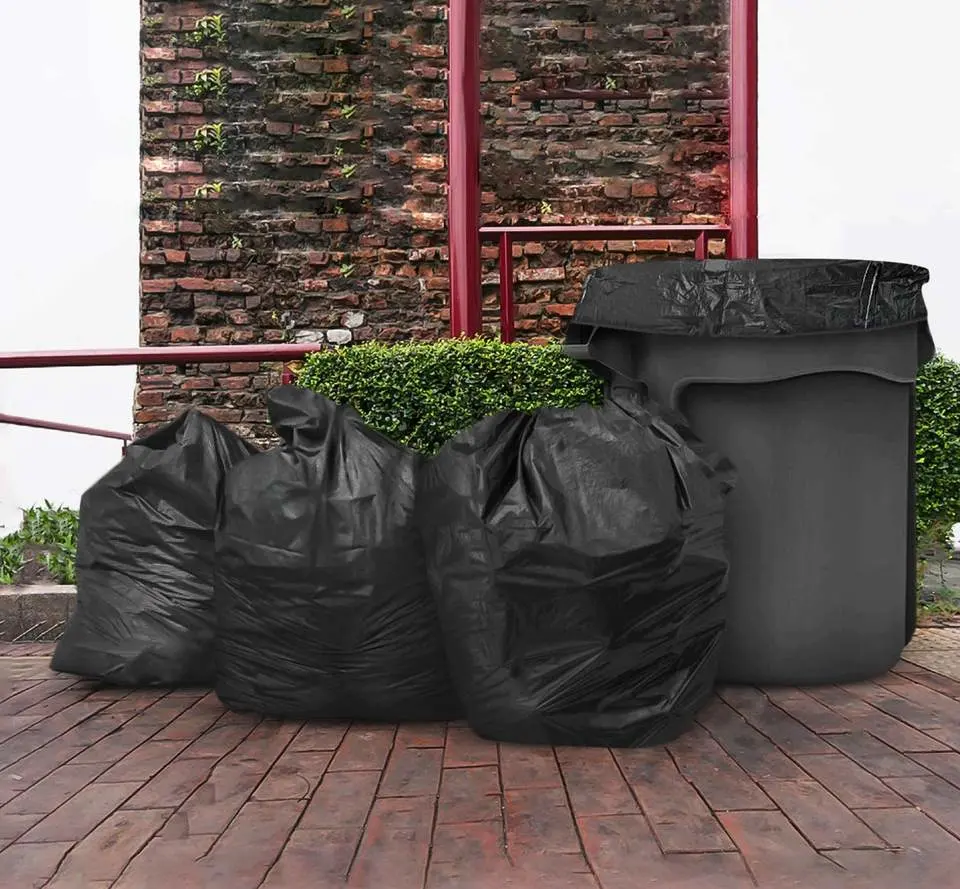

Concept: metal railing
[[0, 413, 133, 448], [0, 344, 322, 450], [480, 224, 732, 342]]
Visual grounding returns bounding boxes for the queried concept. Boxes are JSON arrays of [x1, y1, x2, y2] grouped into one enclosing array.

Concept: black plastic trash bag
[[568, 258, 932, 340], [214, 386, 459, 720], [417, 390, 734, 747], [51, 410, 257, 686]]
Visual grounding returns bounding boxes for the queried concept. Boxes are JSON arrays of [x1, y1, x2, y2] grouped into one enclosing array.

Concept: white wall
[[1, 1, 955, 533], [0, 1, 141, 535], [759, 0, 960, 358]]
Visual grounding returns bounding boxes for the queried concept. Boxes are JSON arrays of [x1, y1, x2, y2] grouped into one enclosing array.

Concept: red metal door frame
[[446, 0, 759, 335], [447, 0, 483, 338], [729, 0, 759, 259]]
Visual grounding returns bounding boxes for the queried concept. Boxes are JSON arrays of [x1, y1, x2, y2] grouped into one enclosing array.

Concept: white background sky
[[0, 1, 140, 533], [0, 0, 956, 531]]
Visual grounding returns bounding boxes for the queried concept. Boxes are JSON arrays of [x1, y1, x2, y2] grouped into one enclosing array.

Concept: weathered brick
[[719, 686, 834, 755], [170, 326, 200, 343], [616, 748, 735, 853], [668, 725, 775, 812], [437, 766, 501, 824], [200, 800, 306, 886], [328, 726, 395, 772], [555, 747, 638, 818], [719, 811, 845, 886], [52, 809, 172, 883], [349, 797, 434, 888], [21, 781, 141, 842], [253, 751, 332, 801], [499, 744, 562, 790], [261, 827, 360, 887], [504, 788, 580, 856], [632, 180, 659, 197], [138, 1, 728, 432], [793, 754, 907, 808], [378, 747, 442, 798], [299, 771, 380, 830], [516, 267, 565, 283]]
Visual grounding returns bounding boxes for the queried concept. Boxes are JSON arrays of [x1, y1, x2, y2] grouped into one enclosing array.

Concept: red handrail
[[0, 344, 321, 370], [480, 224, 731, 342], [0, 344, 323, 450], [0, 413, 131, 445]]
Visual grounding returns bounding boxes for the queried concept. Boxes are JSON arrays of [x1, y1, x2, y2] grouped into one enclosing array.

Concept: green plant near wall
[[187, 67, 229, 99], [916, 354, 960, 544], [297, 340, 605, 455], [0, 535, 24, 585], [188, 14, 226, 47], [194, 181, 224, 198], [193, 123, 227, 156], [0, 502, 78, 585]]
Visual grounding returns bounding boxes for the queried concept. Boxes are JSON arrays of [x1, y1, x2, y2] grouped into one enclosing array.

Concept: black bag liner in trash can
[[565, 259, 934, 685], [51, 410, 257, 686], [214, 386, 459, 720], [417, 390, 734, 747]]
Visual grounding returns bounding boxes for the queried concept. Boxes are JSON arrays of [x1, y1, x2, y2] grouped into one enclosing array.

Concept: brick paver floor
[[2, 632, 960, 889]]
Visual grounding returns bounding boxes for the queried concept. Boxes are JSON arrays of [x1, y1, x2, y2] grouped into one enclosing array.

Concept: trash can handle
[[668, 365, 918, 411], [562, 345, 592, 361]]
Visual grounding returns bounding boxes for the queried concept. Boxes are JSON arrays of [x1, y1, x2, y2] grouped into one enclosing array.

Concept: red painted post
[[498, 232, 515, 343], [729, 0, 759, 259], [447, 0, 483, 337], [695, 231, 709, 260]]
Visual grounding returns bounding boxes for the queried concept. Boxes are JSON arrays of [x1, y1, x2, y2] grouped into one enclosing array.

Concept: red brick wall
[[139, 0, 729, 436]]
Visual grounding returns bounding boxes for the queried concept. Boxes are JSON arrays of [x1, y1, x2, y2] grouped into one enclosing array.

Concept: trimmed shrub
[[297, 339, 605, 454], [299, 341, 960, 543], [916, 354, 960, 542]]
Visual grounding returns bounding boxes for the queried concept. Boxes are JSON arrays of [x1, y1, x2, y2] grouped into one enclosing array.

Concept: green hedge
[[300, 341, 960, 540], [916, 355, 960, 541], [297, 339, 604, 454]]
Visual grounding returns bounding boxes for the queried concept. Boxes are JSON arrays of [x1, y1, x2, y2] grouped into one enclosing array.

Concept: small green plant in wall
[[340, 263, 356, 278], [193, 123, 227, 155], [340, 163, 358, 179], [339, 4, 357, 19], [188, 67, 229, 99], [194, 181, 224, 198], [188, 14, 226, 47], [341, 104, 357, 120]]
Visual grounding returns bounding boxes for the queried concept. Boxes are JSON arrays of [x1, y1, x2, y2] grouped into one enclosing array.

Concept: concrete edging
[[0, 584, 76, 641]]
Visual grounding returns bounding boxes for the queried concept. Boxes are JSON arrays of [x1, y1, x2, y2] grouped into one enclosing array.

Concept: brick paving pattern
[[1, 632, 960, 888]]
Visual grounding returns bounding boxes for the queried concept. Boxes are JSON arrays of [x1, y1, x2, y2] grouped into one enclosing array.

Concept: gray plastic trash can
[[565, 259, 933, 686]]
